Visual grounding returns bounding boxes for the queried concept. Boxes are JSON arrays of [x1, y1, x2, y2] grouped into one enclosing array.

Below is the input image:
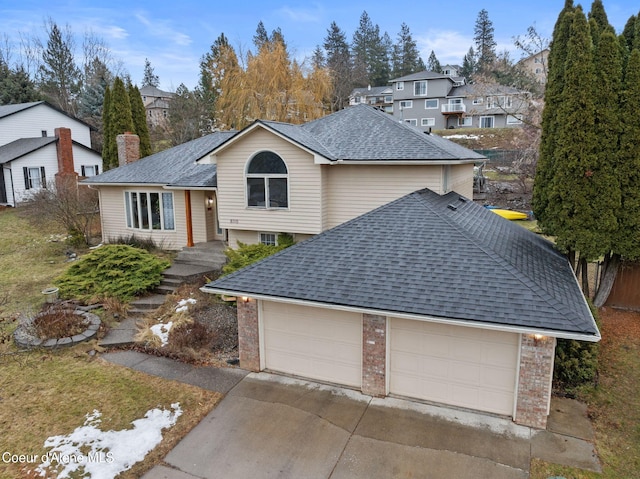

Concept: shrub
[[55, 244, 170, 303], [222, 234, 295, 276], [107, 234, 161, 252]]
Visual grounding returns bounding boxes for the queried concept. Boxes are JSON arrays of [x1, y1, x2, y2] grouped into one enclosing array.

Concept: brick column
[[237, 299, 260, 372], [515, 334, 556, 429], [362, 314, 386, 397]]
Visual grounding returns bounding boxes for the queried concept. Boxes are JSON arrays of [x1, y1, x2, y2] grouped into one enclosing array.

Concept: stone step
[[155, 284, 178, 295], [163, 263, 221, 281], [129, 294, 167, 311]]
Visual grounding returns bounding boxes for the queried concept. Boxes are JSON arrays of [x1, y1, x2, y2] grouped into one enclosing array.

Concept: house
[[202, 188, 600, 429], [140, 85, 174, 128], [390, 70, 528, 132], [348, 85, 393, 112], [85, 104, 485, 250], [0, 102, 102, 206], [518, 49, 549, 86], [441, 64, 462, 77]]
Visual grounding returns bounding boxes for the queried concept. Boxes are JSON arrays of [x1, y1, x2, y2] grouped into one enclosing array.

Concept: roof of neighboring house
[[390, 70, 452, 82], [83, 131, 235, 187], [204, 188, 599, 341], [139, 85, 174, 98], [448, 83, 523, 98], [0, 136, 102, 165], [0, 137, 57, 164], [0, 101, 95, 130], [350, 86, 393, 97]]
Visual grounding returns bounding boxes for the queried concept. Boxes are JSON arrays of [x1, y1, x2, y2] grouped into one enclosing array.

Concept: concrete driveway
[[143, 373, 600, 479]]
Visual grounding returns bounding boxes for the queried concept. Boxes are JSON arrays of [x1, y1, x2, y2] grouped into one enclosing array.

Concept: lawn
[[0, 208, 221, 478]]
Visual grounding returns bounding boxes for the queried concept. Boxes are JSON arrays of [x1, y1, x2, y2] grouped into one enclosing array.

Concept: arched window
[[246, 151, 288, 209]]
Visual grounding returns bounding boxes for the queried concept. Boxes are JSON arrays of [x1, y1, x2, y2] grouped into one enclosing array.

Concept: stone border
[[13, 311, 101, 349]]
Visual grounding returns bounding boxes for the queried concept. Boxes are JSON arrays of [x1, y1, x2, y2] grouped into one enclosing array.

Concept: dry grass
[[0, 346, 221, 478], [531, 308, 640, 479]]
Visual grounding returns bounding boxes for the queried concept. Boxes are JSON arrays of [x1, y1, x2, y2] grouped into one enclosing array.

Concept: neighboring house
[[390, 70, 528, 132], [518, 49, 549, 86], [441, 64, 462, 77], [85, 104, 485, 250], [0, 102, 102, 206], [140, 85, 174, 128], [203, 188, 600, 429], [348, 85, 393, 112]]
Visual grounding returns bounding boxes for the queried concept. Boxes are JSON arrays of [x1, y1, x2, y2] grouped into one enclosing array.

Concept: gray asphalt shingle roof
[[204, 188, 598, 339], [83, 131, 235, 186], [0, 101, 43, 119], [390, 70, 450, 82], [0, 137, 57, 164]]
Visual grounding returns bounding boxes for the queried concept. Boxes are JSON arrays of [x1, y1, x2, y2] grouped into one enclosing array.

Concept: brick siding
[[362, 313, 386, 396], [237, 299, 260, 372], [515, 334, 556, 429]]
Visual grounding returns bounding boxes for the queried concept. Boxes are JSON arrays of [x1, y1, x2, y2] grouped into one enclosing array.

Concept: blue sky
[[1, 1, 637, 91]]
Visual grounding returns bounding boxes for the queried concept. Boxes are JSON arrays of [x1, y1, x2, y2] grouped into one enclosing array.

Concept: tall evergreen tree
[[391, 23, 425, 77], [473, 9, 497, 74], [141, 58, 159, 88], [460, 47, 476, 79], [324, 21, 353, 111], [0, 63, 40, 104], [199, 33, 233, 130], [253, 21, 269, 50], [532, 0, 575, 233], [128, 83, 151, 157], [351, 11, 390, 86], [101, 84, 113, 169], [311, 45, 325, 69], [588, 0, 614, 49], [38, 20, 81, 115], [621, 14, 637, 52], [102, 77, 134, 169], [427, 51, 441, 72]]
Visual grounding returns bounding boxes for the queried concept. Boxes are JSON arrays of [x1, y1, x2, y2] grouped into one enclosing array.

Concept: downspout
[[185, 190, 194, 247]]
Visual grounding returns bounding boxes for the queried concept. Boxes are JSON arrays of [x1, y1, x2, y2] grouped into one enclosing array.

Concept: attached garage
[[389, 318, 519, 416], [261, 301, 362, 388]]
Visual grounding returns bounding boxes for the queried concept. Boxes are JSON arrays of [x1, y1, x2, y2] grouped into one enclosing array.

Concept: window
[[480, 116, 495, 128], [535, 68, 542, 74], [246, 151, 288, 209], [414, 81, 427, 96], [425, 99, 438, 109], [404, 119, 417, 126], [399, 100, 413, 109], [421, 118, 435, 126], [396, 81, 404, 90], [81, 165, 99, 177], [472, 97, 483, 105], [458, 116, 473, 127], [384, 95, 392, 103], [507, 114, 523, 125], [354, 96, 361, 104], [23, 167, 46, 190], [260, 233, 277, 246], [41, 130, 47, 137], [125, 191, 175, 230], [487, 96, 512, 109]]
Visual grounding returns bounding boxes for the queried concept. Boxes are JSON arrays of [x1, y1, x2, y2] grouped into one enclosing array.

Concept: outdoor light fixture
[[533, 333, 545, 343], [206, 196, 214, 209], [241, 296, 250, 303]]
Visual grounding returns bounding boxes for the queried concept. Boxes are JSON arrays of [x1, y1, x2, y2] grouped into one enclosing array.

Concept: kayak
[[488, 209, 529, 221]]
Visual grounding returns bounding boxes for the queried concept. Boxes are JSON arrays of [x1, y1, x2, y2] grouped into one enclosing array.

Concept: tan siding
[[325, 164, 445, 228], [228, 229, 260, 248], [217, 128, 323, 235], [98, 186, 186, 250], [450, 164, 474, 199]]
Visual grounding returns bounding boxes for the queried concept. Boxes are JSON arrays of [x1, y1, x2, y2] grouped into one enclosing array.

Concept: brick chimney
[[116, 132, 140, 166], [55, 128, 77, 176]]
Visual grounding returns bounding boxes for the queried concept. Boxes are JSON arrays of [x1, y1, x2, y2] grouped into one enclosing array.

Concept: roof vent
[[447, 204, 458, 211], [458, 196, 467, 202]]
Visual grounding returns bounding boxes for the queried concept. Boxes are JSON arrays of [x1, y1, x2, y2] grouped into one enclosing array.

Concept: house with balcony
[[348, 85, 393, 112], [390, 71, 528, 132], [140, 85, 174, 128]]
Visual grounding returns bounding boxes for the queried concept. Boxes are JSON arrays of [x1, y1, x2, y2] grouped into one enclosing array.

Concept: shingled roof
[[204, 188, 599, 340], [0, 137, 57, 164], [83, 131, 235, 187], [214, 105, 485, 163]]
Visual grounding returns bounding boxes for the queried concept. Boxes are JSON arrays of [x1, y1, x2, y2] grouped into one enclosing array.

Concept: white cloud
[[416, 29, 473, 66], [134, 11, 192, 47], [277, 4, 324, 23], [92, 24, 129, 41]]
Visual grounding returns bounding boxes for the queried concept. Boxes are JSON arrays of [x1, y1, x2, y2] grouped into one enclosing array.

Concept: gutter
[[200, 286, 601, 343]]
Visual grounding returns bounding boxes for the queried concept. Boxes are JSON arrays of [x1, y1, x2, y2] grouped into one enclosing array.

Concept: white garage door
[[390, 318, 519, 416], [262, 301, 362, 387]]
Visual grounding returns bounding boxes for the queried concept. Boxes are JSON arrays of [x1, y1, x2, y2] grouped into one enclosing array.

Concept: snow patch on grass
[[35, 403, 182, 479], [175, 298, 197, 313]]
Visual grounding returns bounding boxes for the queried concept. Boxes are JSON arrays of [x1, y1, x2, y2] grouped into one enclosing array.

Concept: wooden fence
[[605, 262, 640, 311]]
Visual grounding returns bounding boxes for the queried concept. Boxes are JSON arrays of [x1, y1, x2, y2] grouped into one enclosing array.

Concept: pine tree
[[473, 9, 497, 74], [0, 64, 40, 104], [199, 33, 234, 130], [101, 84, 113, 169], [324, 21, 353, 111], [532, 0, 575, 234], [141, 58, 159, 87], [38, 20, 81, 115], [311, 45, 325, 69], [391, 23, 424, 77], [460, 47, 476, 79], [253, 21, 269, 50], [351, 11, 390, 86], [427, 51, 441, 73], [128, 83, 151, 157]]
